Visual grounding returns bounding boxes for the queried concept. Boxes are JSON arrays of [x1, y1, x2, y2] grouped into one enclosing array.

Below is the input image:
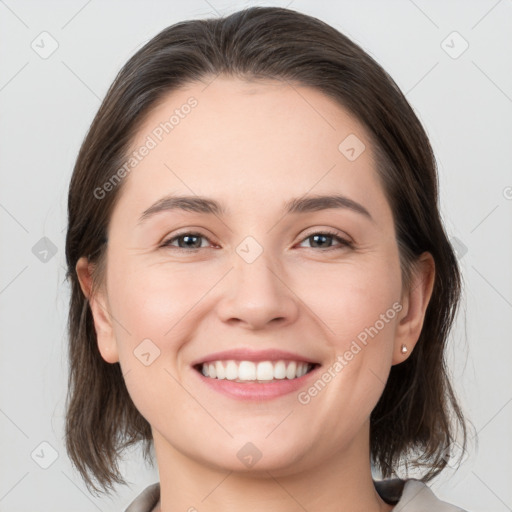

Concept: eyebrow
[[137, 193, 373, 224]]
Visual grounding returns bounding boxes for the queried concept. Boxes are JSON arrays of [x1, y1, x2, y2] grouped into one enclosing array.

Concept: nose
[[216, 249, 300, 331]]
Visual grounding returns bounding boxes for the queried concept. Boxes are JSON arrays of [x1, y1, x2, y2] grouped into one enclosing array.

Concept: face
[[80, 76, 429, 476]]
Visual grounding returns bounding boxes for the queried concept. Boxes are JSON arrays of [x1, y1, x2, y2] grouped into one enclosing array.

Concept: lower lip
[[192, 365, 320, 401]]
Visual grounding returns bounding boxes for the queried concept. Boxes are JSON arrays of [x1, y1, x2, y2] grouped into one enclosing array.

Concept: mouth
[[190, 348, 322, 400], [193, 359, 320, 383]]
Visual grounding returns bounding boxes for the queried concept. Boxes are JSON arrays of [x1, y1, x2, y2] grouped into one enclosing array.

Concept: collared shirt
[[124, 478, 468, 511]]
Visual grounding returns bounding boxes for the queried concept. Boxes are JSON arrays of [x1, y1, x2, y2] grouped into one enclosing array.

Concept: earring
[[400, 344, 408, 354]]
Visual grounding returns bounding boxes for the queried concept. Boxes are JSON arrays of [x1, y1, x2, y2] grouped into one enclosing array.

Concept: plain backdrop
[[1, 1, 511, 511]]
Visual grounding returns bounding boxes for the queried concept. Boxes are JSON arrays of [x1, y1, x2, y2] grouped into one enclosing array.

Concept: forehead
[[133, 75, 370, 155], [115, 76, 386, 222]]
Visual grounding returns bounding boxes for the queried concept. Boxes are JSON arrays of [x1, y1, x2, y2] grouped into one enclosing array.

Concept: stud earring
[[400, 344, 408, 354]]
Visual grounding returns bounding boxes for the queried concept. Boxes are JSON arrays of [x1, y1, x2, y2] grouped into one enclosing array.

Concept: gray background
[[1, 0, 511, 510]]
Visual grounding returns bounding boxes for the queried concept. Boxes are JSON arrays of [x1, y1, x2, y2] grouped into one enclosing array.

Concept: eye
[[161, 231, 213, 251], [297, 230, 353, 250]]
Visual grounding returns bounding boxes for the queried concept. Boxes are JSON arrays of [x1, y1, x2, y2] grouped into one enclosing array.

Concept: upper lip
[[191, 348, 320, 366]]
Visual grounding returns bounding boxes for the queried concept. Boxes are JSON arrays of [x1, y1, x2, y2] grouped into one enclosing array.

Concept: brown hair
[[65, 6, 467, 494]]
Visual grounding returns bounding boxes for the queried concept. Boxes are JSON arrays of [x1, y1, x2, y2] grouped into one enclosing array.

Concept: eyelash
[[160, 229, 353, 252]]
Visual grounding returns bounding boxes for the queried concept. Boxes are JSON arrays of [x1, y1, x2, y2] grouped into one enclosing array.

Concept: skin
[[76, 76, 434, 512]]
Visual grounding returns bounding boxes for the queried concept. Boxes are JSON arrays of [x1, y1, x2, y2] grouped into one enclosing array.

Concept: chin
[[189, 432, 315, 476]]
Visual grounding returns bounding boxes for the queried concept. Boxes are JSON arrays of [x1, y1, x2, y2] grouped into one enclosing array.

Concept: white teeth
[[199, 360, 313, 381], [256, 361, 274, 381], [225, 360, 238, 380], [215, 361, 226, 379], [286, 361, 297, 379], [274, 360, 286, 379], [238, 361, 256, 380]]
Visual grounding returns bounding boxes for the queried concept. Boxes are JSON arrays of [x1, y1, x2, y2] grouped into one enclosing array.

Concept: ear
[[392, 252, 435, 365], [75, 256, 119, 364]]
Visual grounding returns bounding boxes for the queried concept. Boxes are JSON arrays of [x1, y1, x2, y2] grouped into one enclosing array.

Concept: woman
[[65, 6, 468, 511]]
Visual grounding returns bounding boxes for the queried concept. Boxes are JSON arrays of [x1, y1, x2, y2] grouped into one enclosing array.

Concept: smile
[[191, 348, 321, 400], [197, 360, 317, 382]]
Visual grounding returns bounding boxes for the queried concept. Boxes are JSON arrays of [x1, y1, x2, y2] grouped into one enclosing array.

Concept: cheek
[[296, 255, 402, 346], [297, 264, 401, 442], [104, 261, 201, 426], [108, 259, 222, 349], [105, 257, 230, 423], [295, 254, 402, 409]]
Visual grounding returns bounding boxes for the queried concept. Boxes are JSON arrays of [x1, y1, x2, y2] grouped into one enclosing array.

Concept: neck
[[152, 428, 393, 512]]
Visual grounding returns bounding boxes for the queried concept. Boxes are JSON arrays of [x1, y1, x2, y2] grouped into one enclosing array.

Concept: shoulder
[[127, 479, 469, 511], [125, 482, 160, 512], [375, 478, 468, 511]]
